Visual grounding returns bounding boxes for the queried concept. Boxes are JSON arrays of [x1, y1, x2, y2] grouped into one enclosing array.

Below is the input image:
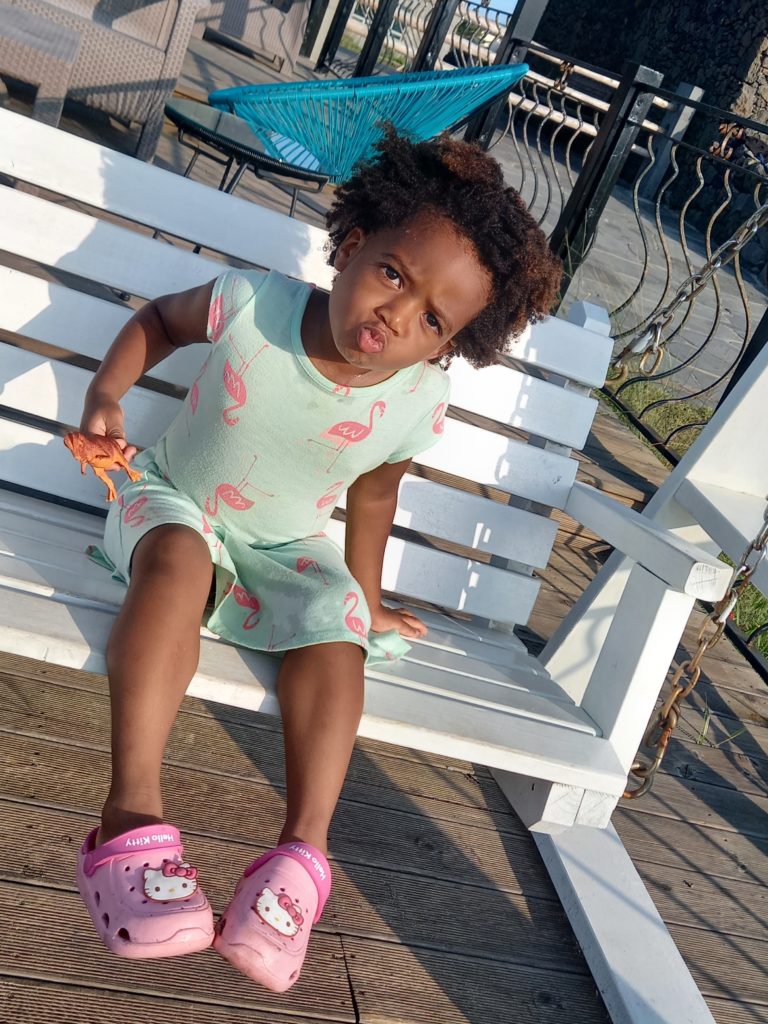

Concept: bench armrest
[[565, 481, 731, 601]]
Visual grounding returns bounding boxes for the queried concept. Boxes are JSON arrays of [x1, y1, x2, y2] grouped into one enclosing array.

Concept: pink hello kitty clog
[[213, 841, 332, 992], [76, 823, 214, 958]]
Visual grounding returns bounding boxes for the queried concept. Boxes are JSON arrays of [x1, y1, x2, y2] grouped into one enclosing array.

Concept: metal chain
[[610, 200, 768, 385], [624, 497, 768, 798]]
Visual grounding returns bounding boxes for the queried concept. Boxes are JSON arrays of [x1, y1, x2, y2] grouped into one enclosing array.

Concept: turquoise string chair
[[208, 64, 528, 183]]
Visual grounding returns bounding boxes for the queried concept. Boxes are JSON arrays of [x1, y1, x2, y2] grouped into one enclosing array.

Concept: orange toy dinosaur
[[63, 432, 142, 502]]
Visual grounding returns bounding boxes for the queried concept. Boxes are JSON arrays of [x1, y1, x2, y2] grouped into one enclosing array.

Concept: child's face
[[328, 213, 491, 373]]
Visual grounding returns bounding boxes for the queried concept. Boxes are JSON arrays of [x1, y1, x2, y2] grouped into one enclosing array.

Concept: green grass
[[720, 555, 768, 661], [604, 376, 712, 457]]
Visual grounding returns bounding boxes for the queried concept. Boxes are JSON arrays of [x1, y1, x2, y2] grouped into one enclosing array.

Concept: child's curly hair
[[326, 126, 562, 368]]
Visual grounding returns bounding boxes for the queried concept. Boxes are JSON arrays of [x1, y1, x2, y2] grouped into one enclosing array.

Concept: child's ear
[[334, 228, 366, 271]]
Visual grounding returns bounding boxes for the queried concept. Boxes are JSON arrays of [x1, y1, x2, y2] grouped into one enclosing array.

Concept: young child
[[74, 127, 561, 991]]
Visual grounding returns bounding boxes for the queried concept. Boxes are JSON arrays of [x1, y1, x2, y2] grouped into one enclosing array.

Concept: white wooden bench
[[0, 105, 734, 1022]]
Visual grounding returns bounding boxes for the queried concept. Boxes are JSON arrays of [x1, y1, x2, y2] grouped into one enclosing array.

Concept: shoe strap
[[81, 824, 182, 876], [244, 842, 332, 923]]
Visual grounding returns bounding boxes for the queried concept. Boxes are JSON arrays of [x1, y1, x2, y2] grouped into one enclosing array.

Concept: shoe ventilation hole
[[117, 927, 131, 942], [102, 913, 110, 927], [124, 865, 130, 872], [94, 891, 100, 906], [129, 886, 135, 892]]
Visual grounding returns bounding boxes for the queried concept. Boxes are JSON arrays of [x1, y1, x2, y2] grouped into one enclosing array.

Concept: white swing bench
[[0, 106, 743, 1022]]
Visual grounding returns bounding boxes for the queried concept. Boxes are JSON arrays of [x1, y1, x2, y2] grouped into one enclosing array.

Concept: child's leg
[[214, 640, 362, 989], [276, 642, 365, 854], [100, 523, 214, 843]]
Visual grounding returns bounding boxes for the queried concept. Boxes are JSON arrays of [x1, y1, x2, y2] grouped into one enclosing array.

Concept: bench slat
[[448, 358, 597, 449], [0, 188, 225, 302], [0, 108, 332, 287], [340, 477, 557, 568], [0, 268, 204, 389]]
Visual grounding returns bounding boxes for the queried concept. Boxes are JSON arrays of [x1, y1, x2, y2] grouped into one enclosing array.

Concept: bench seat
[[0, 488, 630, 795]]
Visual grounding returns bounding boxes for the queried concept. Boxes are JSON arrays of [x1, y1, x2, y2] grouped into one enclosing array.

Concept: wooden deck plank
[[342, 936, 611, 1024], [0, 733, 559, 900], [667, 924, 768, 1007], [0, 976, 336, 1024], [0, 650, 507, 785], [614, 809, 768, 887], [2, 882, 354, 1019], [0, 799, 590, 973], [661, 743, 768, 800], [1, 671, 517, 823]]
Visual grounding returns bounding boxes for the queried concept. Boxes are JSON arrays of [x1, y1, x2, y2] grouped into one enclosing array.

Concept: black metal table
[[164, 97, 329, 217]]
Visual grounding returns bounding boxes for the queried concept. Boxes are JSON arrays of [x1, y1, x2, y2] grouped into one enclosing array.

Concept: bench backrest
[[0, 108, 612, 630]]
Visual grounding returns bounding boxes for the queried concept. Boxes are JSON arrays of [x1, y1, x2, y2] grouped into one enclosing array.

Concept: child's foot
[[76, 823, 214, 958], [213, 841, 332, 992]]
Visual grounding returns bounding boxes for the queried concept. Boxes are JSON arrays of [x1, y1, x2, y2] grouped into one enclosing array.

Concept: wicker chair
[[193, 0, 309, 73], [8, 0, 207, 158]]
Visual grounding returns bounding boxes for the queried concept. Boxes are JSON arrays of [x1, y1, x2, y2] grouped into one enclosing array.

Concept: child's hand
[[80, 394, 137, 461], [370, 605, 428, 639]]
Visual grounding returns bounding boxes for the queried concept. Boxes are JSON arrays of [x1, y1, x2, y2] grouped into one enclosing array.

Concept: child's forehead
[[367, 213, 482, 272]]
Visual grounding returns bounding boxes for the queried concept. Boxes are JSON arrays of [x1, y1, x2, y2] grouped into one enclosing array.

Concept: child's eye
[[383, 264, 400, 284], [425, 312, 441, 334]]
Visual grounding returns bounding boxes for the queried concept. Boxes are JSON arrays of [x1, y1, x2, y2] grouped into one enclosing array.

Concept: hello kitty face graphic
[[253, 886, 303, 936], [143, 861, 199, 902]]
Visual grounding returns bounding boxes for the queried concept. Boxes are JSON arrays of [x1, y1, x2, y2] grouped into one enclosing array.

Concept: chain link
[[610, 200, 768, 385], [624, 497, 768, 798]]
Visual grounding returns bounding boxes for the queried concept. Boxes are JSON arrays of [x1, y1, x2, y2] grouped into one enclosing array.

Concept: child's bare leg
[[99, 524, 213, 844], [276, 642, 365, 854]]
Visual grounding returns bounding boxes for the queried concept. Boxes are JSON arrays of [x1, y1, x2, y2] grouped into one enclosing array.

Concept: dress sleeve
[[206, 269, 269, 344], [385, 374, 451, 464]]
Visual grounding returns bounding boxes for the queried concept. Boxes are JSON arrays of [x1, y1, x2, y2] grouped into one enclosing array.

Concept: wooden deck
[[1, 36, 768, 1024]]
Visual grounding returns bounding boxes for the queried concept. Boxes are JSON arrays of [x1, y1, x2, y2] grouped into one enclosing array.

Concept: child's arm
[[345, 460, 427, 639], [81, 281, 215, 457]]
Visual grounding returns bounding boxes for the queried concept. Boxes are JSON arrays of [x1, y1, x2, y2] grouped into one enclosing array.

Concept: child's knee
[[131, 523, 212, 582]]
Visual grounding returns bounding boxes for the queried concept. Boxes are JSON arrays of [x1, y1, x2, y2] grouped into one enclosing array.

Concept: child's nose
[[378, 295, 415, 333]]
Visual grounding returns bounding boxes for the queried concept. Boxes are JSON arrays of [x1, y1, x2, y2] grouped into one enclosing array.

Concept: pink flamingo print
[[296, 556, 329, 587], [344, 591, 367, 639], [208, 281, 240, 344], [118, 493, 150, 528], [268, 623, 297, 651], [201, 514, 223, 555], [190, 363, 207, 415], [186, 360, 209, 435], [332, 383, 351, 397], [204, 454, 273, 517], [222, 339, 268, 426], [432, 402, 446, 434], [311, 400, 386, 473], [316, 481, 343, 510], [224, 581, 261, 630], [313, 480, 343, 525]]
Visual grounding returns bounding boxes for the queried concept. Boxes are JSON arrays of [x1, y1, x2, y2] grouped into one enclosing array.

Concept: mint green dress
[[100, 270, 450, 663]]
